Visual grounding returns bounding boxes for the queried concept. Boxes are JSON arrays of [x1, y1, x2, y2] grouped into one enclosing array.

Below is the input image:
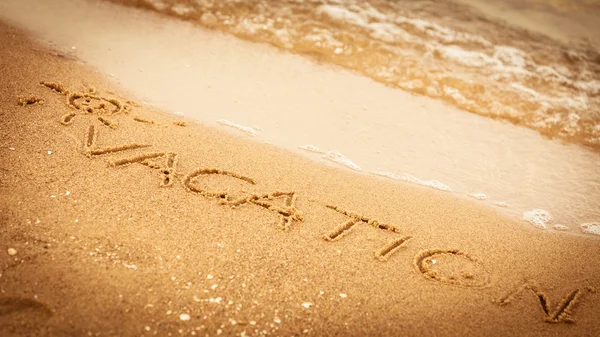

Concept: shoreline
[[1, 6, 600, 337], [1, 0, 599, 230], [104, 0, 600, 152]]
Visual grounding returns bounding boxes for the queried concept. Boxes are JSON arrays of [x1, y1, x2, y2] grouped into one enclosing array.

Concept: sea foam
[[372, 171, 451, 192], [580, 223, 600, 235], [469, 193, 487, 200], [523, 209, 552, 229], [322, 151, 362, 171], [298, 145, 361, 171], [298, 144, 325, 154], [217, 119, 257, 136]]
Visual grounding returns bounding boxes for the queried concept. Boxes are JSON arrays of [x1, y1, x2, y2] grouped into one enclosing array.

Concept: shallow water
[[0, 0, 599, 235], [108, 0, 600, 151]]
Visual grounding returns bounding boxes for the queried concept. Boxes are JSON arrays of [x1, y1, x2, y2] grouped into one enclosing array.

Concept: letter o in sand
[[414, 249, 491, 288]]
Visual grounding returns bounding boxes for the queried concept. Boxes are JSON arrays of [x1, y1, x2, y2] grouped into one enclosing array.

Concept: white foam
[[217, 119, 257, 136], [146, 0, 168, 11], [371, 171, 452, 192], [580, 223, 600, 235], [317, 4, 492, 51], [469, 193, 487, 200], [523, 209, 552, 229], [443, 86, 475, 106], [302, 29, 344, 49], [574, 80, 600, 95], [371, 171, 402, 180], [553, 224, 570, 231], [394, 15, 491, 47], [298, 145, 361, 170], [170, 4, 194, 16], [322, 151, 362, 171], [511, 83, 540, 98], [298, 144, 325, 154], [316, 5, 417, 45], [535, 65, 570, 84], [435, 44, 499, 68], [493, 202, 509, 208], [362, 4, 387, 21], [493, 46, 527, 68], [315, 5, 367, 27], [368, 22, 416, 44], [402, 174, 452, 192]]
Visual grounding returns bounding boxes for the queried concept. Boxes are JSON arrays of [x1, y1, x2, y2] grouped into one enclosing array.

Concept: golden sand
[[1, 20, 599, 337]]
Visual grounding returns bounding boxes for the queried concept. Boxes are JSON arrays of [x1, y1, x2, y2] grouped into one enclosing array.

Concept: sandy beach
[[2, 0, 599, 229], [1, 1, 600, 336]]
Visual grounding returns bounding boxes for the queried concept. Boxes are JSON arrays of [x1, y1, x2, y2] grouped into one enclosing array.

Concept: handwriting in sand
[[20, 81, 597, 325]]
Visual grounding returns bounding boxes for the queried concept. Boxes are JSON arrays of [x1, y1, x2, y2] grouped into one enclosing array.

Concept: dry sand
[[1, 14, 600, 337]]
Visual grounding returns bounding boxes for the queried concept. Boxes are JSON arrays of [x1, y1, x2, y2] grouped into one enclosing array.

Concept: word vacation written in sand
[[13, 81, 598, 325]]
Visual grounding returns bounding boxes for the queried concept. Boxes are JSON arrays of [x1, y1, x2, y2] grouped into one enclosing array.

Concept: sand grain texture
[[1, 21, 600, 337]]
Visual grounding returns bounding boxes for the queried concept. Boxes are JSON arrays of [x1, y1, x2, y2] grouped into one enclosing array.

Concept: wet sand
[[1, 7, 600, 337]]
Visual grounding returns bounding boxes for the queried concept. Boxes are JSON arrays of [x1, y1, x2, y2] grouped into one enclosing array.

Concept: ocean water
[[108, 0, 600, 151]]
